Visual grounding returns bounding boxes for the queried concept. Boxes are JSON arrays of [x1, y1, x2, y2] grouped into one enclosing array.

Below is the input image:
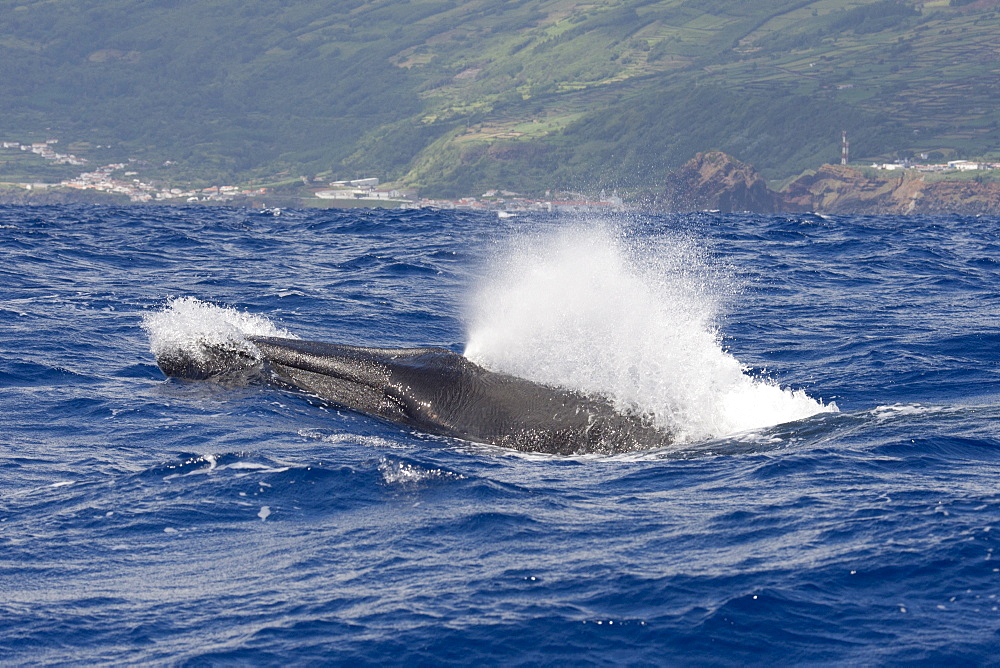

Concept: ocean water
[[2, 203, 999, 664]]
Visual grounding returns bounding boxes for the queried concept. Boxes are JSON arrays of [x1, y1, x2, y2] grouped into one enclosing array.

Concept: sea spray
[[141, 296, 295, 366], [463, 222, 835, 442]]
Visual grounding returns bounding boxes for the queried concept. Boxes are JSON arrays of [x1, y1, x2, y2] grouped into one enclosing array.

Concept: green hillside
[[0, 0, 996, 196]]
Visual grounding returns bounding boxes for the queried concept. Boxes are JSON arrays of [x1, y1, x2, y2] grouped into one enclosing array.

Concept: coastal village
[[1, 137, 624, 212], [1, 135, 997, 213], [4, 139, 268, 203]]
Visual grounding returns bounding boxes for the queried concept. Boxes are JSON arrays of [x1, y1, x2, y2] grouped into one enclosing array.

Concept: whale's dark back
[[158, 335, 673, 455]]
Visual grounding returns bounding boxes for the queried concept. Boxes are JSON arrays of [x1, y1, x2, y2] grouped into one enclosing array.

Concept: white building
[[948, 160, 981, 171], [330, 177, 379, 188]]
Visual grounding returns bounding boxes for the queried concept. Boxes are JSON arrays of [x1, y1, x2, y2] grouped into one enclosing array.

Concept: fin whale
[[154, 335, 673, 455]]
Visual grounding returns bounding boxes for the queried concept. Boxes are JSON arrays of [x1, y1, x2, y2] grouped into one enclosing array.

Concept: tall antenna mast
[[841, 130, 849, 165]]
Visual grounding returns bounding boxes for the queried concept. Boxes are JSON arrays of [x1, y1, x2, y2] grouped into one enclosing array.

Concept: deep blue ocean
[[2, 203, 1000, 665]]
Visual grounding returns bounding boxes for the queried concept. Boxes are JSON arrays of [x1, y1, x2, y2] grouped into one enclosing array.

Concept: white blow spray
[[463, 222, 835, 442], [141, 296, 295, 365]]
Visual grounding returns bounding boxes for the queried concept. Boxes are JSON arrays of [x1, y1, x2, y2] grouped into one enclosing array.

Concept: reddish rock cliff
[[780, 164, 1000, 215], [657, 153, 1000, 215], [657, 152, 778, 213]]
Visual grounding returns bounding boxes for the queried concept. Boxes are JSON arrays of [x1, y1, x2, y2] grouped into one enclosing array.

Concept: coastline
[[3, 153, 998, 216], [656, 152, 1000, 216]]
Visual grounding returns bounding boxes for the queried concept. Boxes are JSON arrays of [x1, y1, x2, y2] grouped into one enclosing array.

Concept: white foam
[[141, 296, 295, 364], [463, 221, 836, 442], [872, 403, 958, 420], [378, 458, 466, 485], [298, 429, 407, 450]]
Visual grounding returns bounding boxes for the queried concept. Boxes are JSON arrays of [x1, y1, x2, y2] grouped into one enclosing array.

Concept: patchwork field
[[0, 0, 996, 195]]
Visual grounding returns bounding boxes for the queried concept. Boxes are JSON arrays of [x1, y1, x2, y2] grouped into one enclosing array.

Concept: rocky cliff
[[780, 164, 1000, 215], [658, 153, 1000, 215], [656, 152, 779, 213]]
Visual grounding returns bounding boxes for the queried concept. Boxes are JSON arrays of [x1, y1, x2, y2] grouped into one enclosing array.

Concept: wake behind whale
[[142, 223, 835, 454]]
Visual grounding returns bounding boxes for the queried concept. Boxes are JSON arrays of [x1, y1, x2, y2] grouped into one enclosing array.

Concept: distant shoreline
[[3, 154, 999, 216], [656, 153, 1000, 216]]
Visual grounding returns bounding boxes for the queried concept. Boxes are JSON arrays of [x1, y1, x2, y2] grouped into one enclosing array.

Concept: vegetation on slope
[[0, 0, 996, 195]]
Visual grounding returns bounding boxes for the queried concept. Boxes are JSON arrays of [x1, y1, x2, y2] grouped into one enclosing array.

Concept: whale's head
[[154, 340, 264, 383]]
